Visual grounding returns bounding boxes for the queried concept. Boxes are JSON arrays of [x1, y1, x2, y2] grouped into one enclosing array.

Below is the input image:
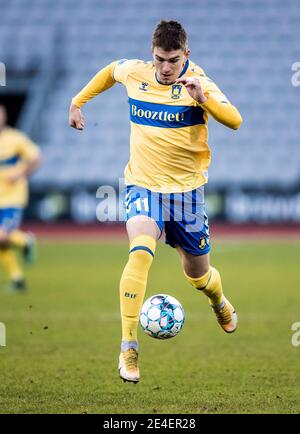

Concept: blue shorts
[[123, 185, 210, 256], [0, 208, 23, 233]]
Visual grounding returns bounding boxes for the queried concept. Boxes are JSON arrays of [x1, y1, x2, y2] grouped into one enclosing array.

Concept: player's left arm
[[176, 76, 242, 130], [9, 134, 41, 183]]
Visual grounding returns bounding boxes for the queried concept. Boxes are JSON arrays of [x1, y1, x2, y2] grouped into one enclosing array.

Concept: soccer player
[[0, 104, 41, 292], [69, 20, 242, 383]]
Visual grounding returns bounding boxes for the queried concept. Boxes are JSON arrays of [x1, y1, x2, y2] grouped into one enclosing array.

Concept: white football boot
[[119, 348, 140, 384], [211, 296, 238, 333]]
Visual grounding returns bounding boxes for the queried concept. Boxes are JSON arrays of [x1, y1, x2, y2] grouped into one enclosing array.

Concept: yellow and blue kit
[[0, 127, 40, 232], [73, 58, 242, 254]]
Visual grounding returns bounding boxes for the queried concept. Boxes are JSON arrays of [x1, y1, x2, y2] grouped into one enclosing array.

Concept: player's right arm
[[69, 59, 134, 130], [69, 61, 117, 130]]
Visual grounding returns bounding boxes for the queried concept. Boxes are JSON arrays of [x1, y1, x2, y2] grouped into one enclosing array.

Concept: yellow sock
[[0, 247, 23, 280], [185, 266, 224, 307], [120, 234, 156, 342], [8, 230, 28, 249]]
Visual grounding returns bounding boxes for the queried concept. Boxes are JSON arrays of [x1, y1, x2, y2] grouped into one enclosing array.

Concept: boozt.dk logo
[[129, 98, 205, 128], [131, 104, 185, 123]]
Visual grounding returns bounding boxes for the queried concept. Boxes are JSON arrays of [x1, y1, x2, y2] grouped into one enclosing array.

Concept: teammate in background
[[0, 104, 41, 292], [69, 20, 242, 383]]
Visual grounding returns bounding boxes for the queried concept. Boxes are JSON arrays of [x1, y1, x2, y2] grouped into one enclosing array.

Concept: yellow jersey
[[73, 59, 242, 193], [0, 127, 40, 207]]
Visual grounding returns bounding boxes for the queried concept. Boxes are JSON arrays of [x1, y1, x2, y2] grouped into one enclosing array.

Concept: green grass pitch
[[0, 238, 299, 414]]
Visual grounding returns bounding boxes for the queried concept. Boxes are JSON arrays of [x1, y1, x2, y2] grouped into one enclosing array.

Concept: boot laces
[[124, 349, 138, 370], [214, 304, 232, 325]]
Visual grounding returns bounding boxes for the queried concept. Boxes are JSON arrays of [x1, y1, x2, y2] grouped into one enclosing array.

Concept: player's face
[[153, 47, 190, 85], [0, 106, 7, 131]]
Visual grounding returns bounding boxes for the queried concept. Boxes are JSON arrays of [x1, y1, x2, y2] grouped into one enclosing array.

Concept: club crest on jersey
[[171, 84, 182, 99], [139, 82, 148, 91]]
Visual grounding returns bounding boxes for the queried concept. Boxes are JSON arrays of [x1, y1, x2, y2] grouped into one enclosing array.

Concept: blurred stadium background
[[1, 0, 300, 415], [0, 0, 299, 226]]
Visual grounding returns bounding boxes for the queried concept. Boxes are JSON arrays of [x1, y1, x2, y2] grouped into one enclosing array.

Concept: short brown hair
[[152, 20, 188, 52]]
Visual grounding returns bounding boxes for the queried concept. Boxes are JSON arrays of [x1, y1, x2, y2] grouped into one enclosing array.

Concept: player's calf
[[185, 266, 237, 333]]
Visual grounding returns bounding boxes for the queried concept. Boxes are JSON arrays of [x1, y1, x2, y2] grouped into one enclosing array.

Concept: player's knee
[[184, 262, 210, 280], [0, 231, 9, 248], [128, 234, 156, 265]]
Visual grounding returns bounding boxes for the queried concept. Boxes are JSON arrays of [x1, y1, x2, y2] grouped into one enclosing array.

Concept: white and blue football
[[139, 294, 185, 339]]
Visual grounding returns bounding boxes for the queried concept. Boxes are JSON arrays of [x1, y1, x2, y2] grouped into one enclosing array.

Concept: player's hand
[[175, 77, 208, 104], [69, 103, 85, 130]]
